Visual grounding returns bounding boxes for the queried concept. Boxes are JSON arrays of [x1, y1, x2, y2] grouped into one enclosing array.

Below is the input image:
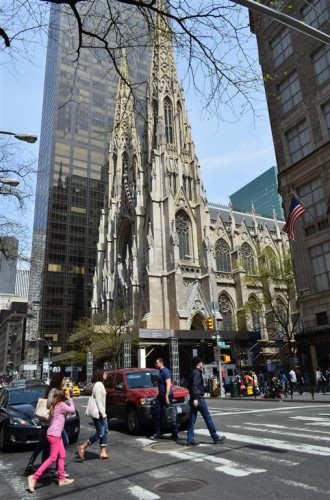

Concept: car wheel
[[69, 432, 79, 444], [0, 426, 9, 452], [179, 420, 189, 431], [126, 407, 141, 435]]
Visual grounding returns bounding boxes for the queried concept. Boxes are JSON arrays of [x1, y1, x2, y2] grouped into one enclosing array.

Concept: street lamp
[[0, 130, 38, 144], [0, 178, 20, 187], [37, 337, 51, 382]]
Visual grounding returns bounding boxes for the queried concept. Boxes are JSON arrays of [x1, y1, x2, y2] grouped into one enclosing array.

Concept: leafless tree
[[1, 0, 264, 120], [0, 137, 36, 263]]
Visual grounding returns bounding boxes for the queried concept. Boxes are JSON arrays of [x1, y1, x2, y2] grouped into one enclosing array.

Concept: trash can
[[231, 381, 239, 398], [210, 376, 219, 397]]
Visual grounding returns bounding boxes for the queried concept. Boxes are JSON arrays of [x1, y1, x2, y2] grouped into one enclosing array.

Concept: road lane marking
[[279, 479, 330, 495], [0, 461, 38, 500], [243, 422, 330, 435], [207, 404, 329, 417], [127, 485, 160, 499], [166, 449, 266, 477], [227, 424, 330, 442], [195, 429, 330, 456]]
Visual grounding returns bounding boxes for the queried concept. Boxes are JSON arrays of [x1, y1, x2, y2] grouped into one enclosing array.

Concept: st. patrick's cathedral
[[91, 12, 288, 382]]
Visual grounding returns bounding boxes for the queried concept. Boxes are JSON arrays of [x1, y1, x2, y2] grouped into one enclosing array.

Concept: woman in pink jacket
[[28, 389, 75, 493]]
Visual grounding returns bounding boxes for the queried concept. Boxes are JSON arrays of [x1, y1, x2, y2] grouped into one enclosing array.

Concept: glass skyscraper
[[27, 3, 151, 361], [229, 166, 284, 220]]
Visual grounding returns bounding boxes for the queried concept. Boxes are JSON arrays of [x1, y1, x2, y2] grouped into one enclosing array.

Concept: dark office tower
[[27, 3, 151, 362], [230, 166, 284, 220], [250, 0, 329, 374]]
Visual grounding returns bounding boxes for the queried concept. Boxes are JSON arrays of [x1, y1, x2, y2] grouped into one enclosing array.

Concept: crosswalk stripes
[[126, 414, 330, 498]]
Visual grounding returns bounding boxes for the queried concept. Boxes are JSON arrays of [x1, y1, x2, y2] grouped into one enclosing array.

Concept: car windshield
[[126, 371, 159, 389], [8, 388, 46, 406]]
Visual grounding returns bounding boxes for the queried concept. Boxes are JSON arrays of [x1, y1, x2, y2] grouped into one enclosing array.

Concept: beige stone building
[[250, 0, 330, 380], [92, 12, 290, 381]]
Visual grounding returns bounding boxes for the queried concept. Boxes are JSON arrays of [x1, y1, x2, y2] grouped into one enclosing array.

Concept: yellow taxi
[[72, 384, 81, 397]]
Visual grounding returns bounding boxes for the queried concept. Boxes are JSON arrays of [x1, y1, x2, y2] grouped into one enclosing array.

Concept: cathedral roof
[[208, 203, 285, 231]]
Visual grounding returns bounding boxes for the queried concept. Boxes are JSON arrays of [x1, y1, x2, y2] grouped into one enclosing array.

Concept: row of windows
[[283, 97, 330, 164]]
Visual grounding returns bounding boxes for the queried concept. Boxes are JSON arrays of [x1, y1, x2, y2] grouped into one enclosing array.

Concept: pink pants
[[33, 435, 66, 481]]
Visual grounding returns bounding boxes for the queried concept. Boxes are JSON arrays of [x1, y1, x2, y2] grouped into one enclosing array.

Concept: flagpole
[[290, 189, 317, 221]]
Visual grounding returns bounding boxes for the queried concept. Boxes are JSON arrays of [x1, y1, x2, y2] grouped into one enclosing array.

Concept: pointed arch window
[[248, 296, 262, 332], [153, 100, 158, 149], [175, 211, 190, 259], [177, 101, 183, 149], [215, 239, 231, 272], [164, 97, 174, 144], [241, 243, 256, 274], [218, 293, 233, 331], [263, 246, 277, 273]]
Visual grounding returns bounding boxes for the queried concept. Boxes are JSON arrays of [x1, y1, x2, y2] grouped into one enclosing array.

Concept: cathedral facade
[[92, 13, 289, 381]]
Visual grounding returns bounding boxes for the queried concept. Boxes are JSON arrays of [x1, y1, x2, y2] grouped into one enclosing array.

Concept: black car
[[0, 386, 80, 452]]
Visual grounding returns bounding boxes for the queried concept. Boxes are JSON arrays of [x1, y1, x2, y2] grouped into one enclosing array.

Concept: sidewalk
[[221, 390, 330, 403]]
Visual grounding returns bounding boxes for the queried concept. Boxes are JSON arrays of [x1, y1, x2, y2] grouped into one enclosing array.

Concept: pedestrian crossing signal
[[206, 317, 215, 331]]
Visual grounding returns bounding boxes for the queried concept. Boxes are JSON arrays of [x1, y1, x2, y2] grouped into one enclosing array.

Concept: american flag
[[283, 195, 306, 240]]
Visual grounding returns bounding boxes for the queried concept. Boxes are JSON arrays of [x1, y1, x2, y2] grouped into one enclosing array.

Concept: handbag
[[85, 395, 99, 418], [35, 398, 50, 422]]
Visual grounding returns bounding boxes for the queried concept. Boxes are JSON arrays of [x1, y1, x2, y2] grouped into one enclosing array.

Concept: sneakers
[[59, 478, 75, 486], [28, 475, 36, 493], [186, 442, 199, 447], [214, 435, 226, 444], [150, 434, 162, 440]]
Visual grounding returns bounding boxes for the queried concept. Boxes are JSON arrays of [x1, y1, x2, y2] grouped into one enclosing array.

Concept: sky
[[0, 9, 277, 255]]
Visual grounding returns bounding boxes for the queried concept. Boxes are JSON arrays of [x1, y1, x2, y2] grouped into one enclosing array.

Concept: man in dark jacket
[[187, 356, 226, 446]]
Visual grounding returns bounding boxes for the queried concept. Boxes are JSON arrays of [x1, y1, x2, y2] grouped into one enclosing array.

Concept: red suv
[[104, 368, 190, 435]]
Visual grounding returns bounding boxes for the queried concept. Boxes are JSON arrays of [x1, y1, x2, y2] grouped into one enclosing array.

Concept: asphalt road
[[0, 395, 329, 500]]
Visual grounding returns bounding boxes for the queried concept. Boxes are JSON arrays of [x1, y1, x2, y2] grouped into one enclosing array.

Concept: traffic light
[[221, 354, 231, 363], [206, 317, 215, 331]]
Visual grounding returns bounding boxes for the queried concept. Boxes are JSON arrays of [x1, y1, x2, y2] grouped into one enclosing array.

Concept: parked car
[[104, 368, 190, 435], [82, 383, 93, 396], [0, 386, 80, 451], [9, 379, 46, 387]]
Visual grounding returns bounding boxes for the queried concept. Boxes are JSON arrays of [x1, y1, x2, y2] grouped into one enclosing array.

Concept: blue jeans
[[88, 417, 108, 447], [187, 398, 219, 444]]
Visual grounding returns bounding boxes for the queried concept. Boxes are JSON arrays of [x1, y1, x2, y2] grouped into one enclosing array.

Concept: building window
[[270, 28, 293, 68], [218, 293, 233, 331], [278, 72, 302, 114], [175, 211, 190, 259], [177, 102, 183, 149], [322, 101, 330, 135], [286, 120, 312, 164], [215, 239, 232, 272], [316, 311, 329, 326], [299, 178, 326, 223], [301, 0, 329, 29], [241, 243, 256, 274], [153, 100, 158, 149], [310, 241, 330, 291], [248, 296, 261, 332], [312, 45, 330, 86], [164, 97, 174, 144]]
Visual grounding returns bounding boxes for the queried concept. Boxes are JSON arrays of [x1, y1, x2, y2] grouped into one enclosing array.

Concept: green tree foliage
[[244, 248, 300, 358], [66, 308, 137, 367]]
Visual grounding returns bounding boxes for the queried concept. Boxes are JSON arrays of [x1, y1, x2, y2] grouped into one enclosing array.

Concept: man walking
[[289, 366, 302, 395], [186, 356, 226, 446], [151, 358, 179, 440]]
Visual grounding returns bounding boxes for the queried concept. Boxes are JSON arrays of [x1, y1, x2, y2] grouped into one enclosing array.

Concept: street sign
[[219, 341, 231, 348]]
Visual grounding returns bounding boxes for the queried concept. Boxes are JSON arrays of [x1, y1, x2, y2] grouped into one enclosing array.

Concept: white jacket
[[92, 381, 107, 419]]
